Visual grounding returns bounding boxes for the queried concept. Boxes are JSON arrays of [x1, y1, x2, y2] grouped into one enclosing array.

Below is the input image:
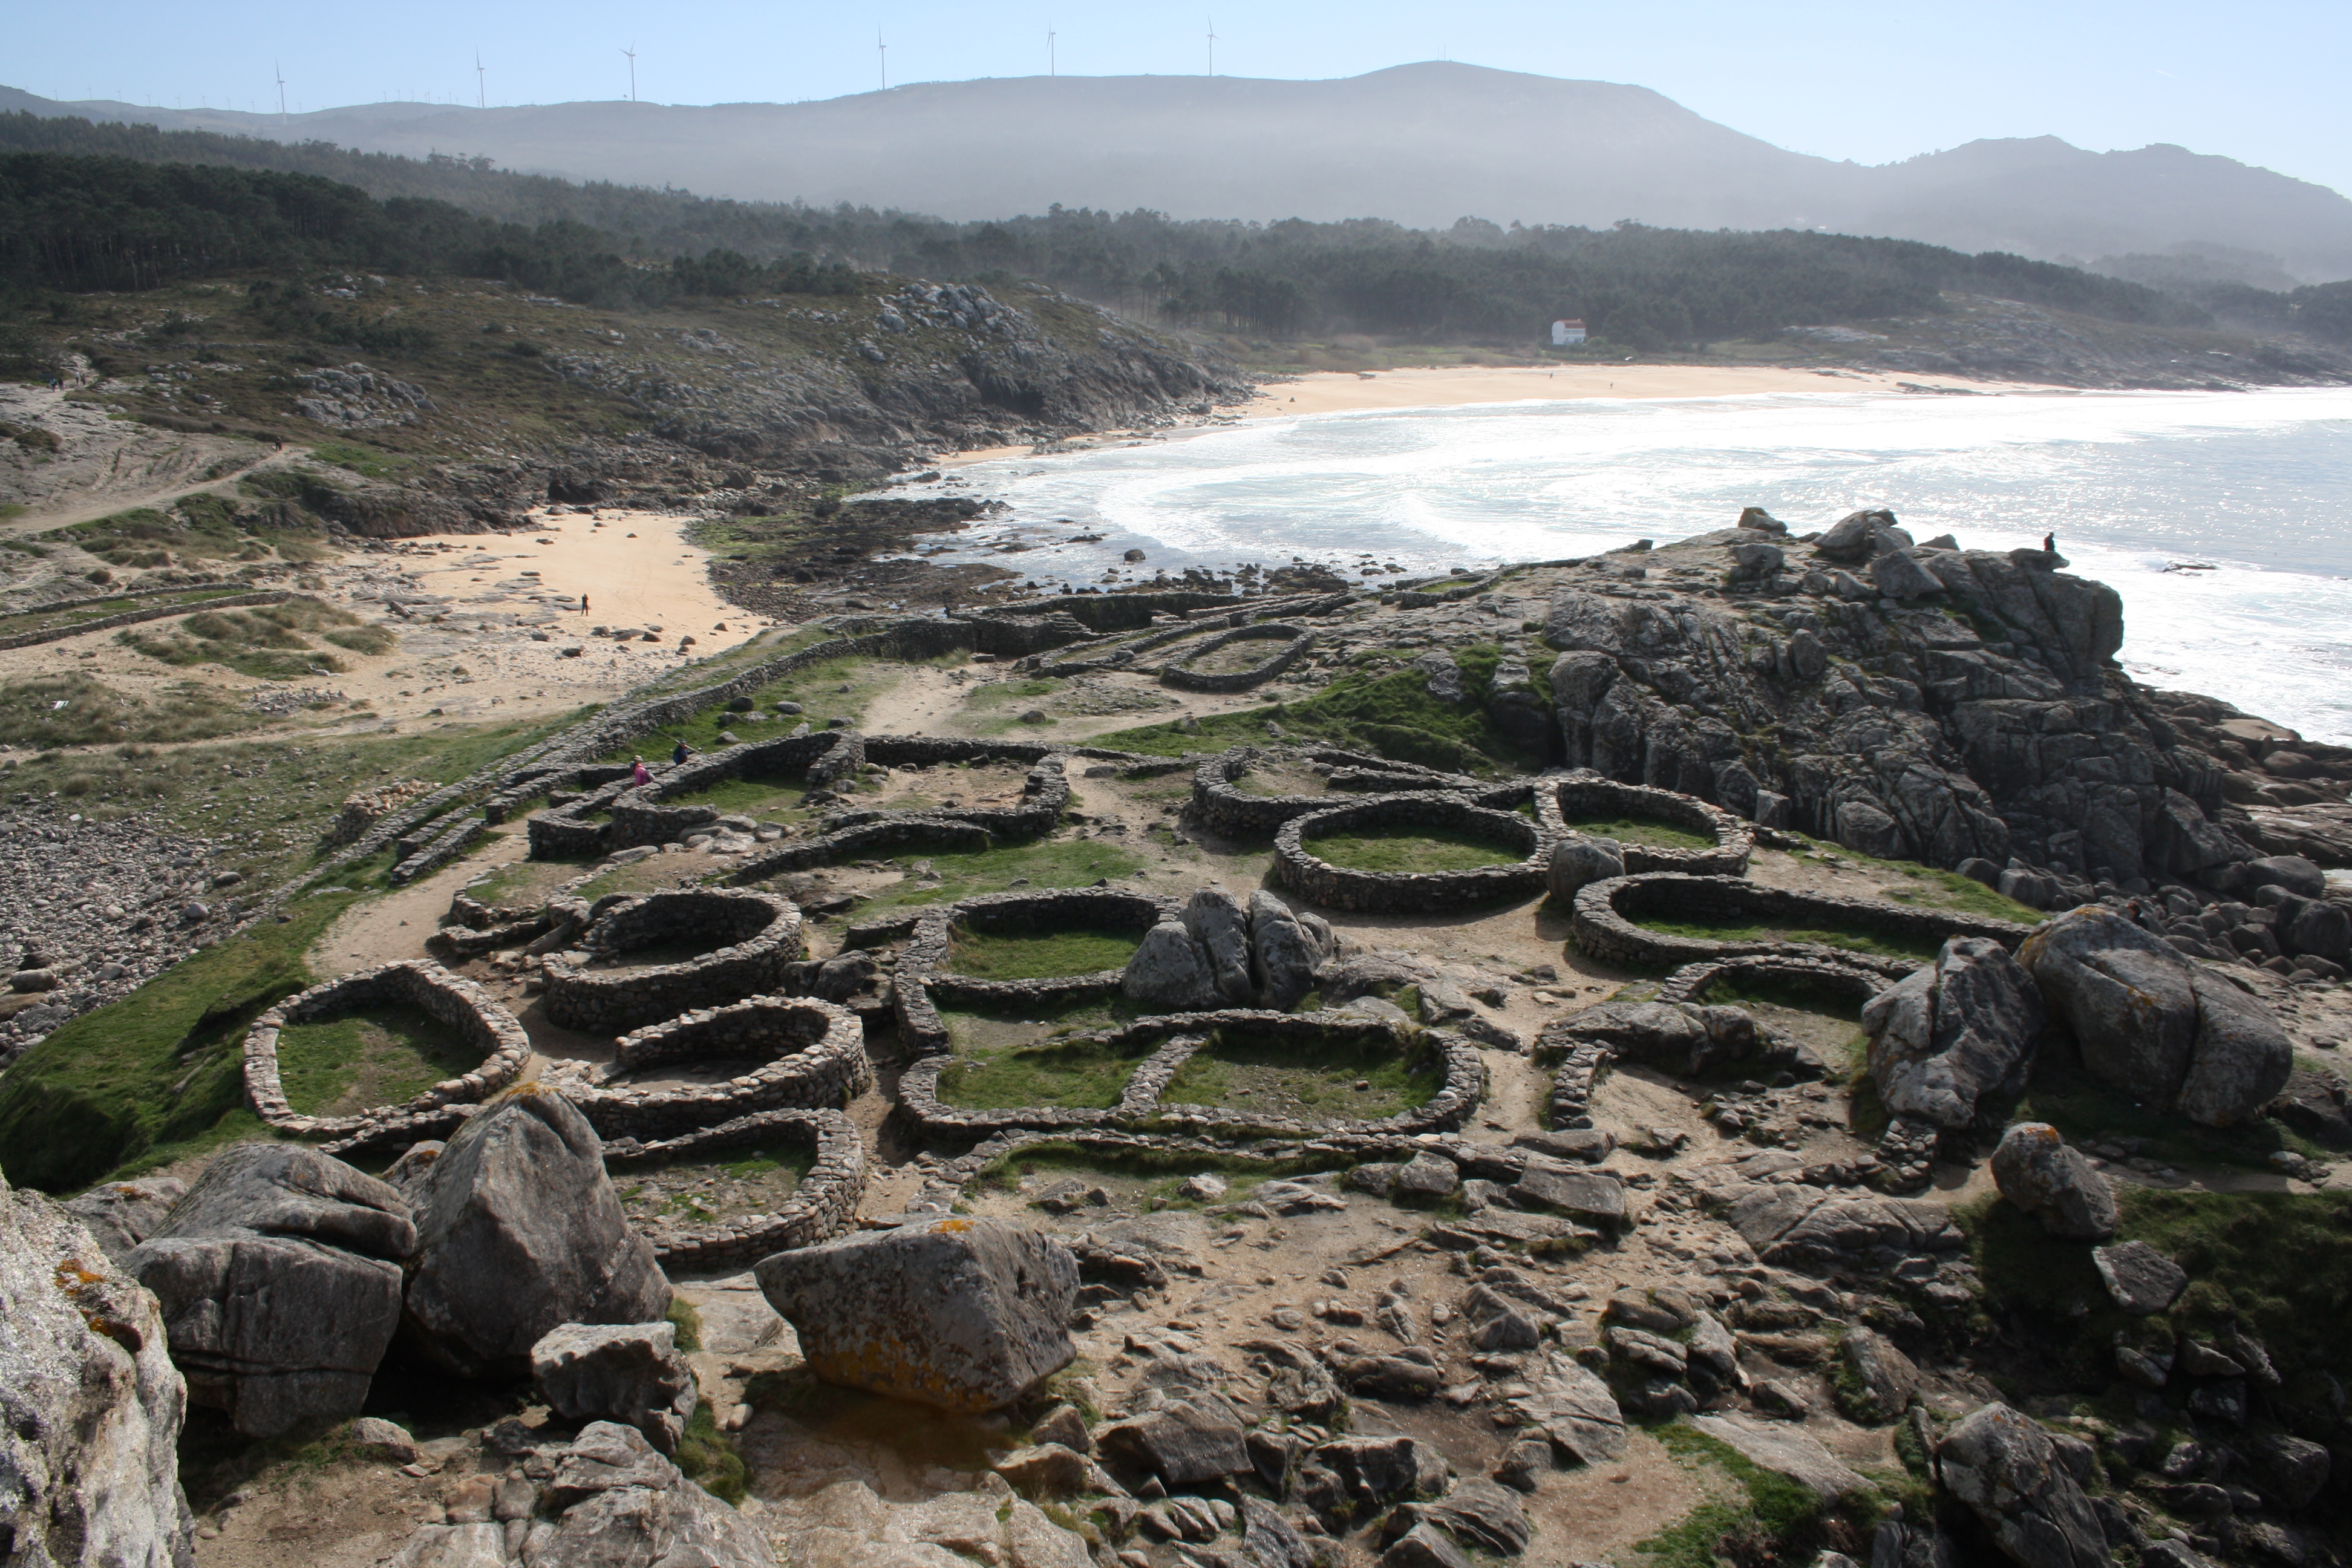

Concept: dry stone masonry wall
[[543, 890, 804, 1034], [243, 961, 531, 1140], [1546, 774, 1756, 876], [1275, 793, 1555, 912], [1569, 872, 2033, 973]]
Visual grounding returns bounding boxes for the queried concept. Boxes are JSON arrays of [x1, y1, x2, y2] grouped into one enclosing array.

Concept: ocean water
[[906, 387, 2352, 742]]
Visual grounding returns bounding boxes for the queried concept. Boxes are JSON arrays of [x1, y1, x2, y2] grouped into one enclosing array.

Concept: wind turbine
[[275, 61, 287, 125], [1048, 23, 1056, 77], [1206, 18, 1218, 76], [877, 28, 887, 91], [621, 44, 637, 102], [475, 50, 486, 109]]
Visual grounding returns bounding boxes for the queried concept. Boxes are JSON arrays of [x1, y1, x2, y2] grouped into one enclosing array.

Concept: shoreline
[[936, 362, 2063, 466]]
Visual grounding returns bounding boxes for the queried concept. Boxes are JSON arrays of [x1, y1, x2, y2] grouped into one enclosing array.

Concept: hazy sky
[[14, 0, 2351, 197]]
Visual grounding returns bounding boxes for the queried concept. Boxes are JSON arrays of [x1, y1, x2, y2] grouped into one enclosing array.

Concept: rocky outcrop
[[1991, 1122, 2118, 1240], [1863, 936, 2046, 1129], [2020, 906, 2293, 1126], [754, 1217, 1077, 1413], [61, 1176, 186, 1266], [398, 1089, 673, 1379], [1249, 890, 1334, 1010], [126, 1143, 414, 1437], [1937, 1402, 2110, 1568], [1538, 520, 2286, 893], [2, 1168, 194, 1567], [515, 1421, 774, 1567], [1121, 920, 1221, 1012], [531, 1321, 699, 1456]]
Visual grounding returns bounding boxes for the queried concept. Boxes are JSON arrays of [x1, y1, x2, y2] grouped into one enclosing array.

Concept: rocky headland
[[2, 507, 2350, 1568]]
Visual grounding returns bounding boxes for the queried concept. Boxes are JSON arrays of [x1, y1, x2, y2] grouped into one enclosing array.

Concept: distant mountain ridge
[[7, 64, 2350, 281]]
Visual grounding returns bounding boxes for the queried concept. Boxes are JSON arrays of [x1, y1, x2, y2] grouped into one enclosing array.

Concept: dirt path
[[0, 383, 287, 532]]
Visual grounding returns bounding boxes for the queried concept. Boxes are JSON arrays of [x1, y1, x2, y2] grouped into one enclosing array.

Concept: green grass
[[0, 673, 264, 746], [1965, 1183, 2352, 1403], [1096, 642, 1547, 774], [937, 1036, 1150, 1110], [675, 1400, 747, 1505], [857, 838, 1148, 912], [1158, 1024, 1439, 1119], [322, 624, 398, 656], [1775, 834, 2043, 924], [962, 676, 1063, 707], [1563, 812, 1715, 851], [0, 884, 369, 1192], [1634, 915, 1944, 962], [598, 652, 948, 762], [309, 440, 410, 480], [1638, 1425, 1844, 1568], [1305, 823, 1525, 874], [947, 924, 1142, 980], [714, 1144, 819, 1183], [0, 585, 250, 640], [119, 596, 367, 680], [273, 1002, 482, 1116], [939, 993, 1147, 1054], [664, 774, 813, 818]]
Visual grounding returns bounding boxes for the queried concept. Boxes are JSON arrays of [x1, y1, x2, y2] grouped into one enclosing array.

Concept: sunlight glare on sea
[[910, 387, 2352, 742]]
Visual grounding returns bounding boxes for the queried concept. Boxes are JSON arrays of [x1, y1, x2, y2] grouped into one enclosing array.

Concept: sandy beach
[[1240, 362, 2043, 416]]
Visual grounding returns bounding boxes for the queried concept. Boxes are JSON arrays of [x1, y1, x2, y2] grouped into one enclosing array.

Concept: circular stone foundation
[[896, 1007, 1485, 1140], [243, 960, 531, 1140], [602, 1106, 867, 1272], [1569, 872, 2034, 974], [1544, 776, 1754, 876], [893, 886, 1172, 1054], [543, 889, 804, 1033], [573, 994, 871, 1141], [1275, 792, 1551, 912], [1159, 623, 1316, 693]]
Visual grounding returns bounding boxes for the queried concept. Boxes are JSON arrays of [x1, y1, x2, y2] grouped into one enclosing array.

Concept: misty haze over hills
[[8, 62, 2352, 281]]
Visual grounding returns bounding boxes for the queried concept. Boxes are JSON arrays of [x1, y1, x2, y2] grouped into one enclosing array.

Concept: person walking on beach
[[581, 593, 590, 617], [630, 756, 650, 786]]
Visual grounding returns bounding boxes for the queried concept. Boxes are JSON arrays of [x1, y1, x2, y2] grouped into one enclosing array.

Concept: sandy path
[[0, 384, 286, 532]]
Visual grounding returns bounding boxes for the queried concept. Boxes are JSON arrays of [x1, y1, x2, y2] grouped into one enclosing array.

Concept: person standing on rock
[[2043, 532, 2056, 553], [631, 756, 650, 787]]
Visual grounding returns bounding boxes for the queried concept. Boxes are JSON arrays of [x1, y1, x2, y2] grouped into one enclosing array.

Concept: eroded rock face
[[514, 1421, 774, 1567], [1184, 886, 1255, 1007], [2020, 906, 2292, 1126], [2, 1168, 194, 1568], [1248, 890, 1331, 1010], [531, 1321, 698, 1456], [1938, 1403, 2109, 1568], [1547, 837, 1624, 901], [1122, 920, 1221, 1012], [62, 1177, 187, 1266], [400, 1089, 672, 1379], [754, 1217, 1076, 1413], [1991, 1122, 2118, 1240], [1863, 936, 2045, 1129], [126, 1142, 414, 1437]]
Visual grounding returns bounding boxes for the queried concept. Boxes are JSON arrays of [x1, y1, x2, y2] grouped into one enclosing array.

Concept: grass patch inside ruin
[[1561, 812, 1716, 851], [273, 1003, 482, 1117], [861, 838, 1148, 912], [947, 923, 1142, 981], [1634, 913, 1944, 962], [937, 1036, 1151, 1111], [664, 774, 815, 818], [615, 1144, 819, 1227], [939, 993, 1147, 1056], [1305, 823, 1523, 874], [1158, 1024, 1440, 1120]]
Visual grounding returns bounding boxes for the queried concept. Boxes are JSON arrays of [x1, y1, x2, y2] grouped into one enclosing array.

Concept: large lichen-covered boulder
[[753, 1217, 1077, 1413], [1863, 937, 2046, 1129], [400, 1088, 671, 1379], [2, 1167, 194, 1567], [1938, 1402, 2109, 1568], [1249, 890, 1333, 1011], [2020, 906, 2293, 1126], [1122, 920, 1222, 1013], [1990, 1122, 2117, 1240], [1184, 886, 1255, 1007], [126, 1143, 415, 1437], [62, 1176, 186, 1266], [1546, 837, 1624, 901]]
